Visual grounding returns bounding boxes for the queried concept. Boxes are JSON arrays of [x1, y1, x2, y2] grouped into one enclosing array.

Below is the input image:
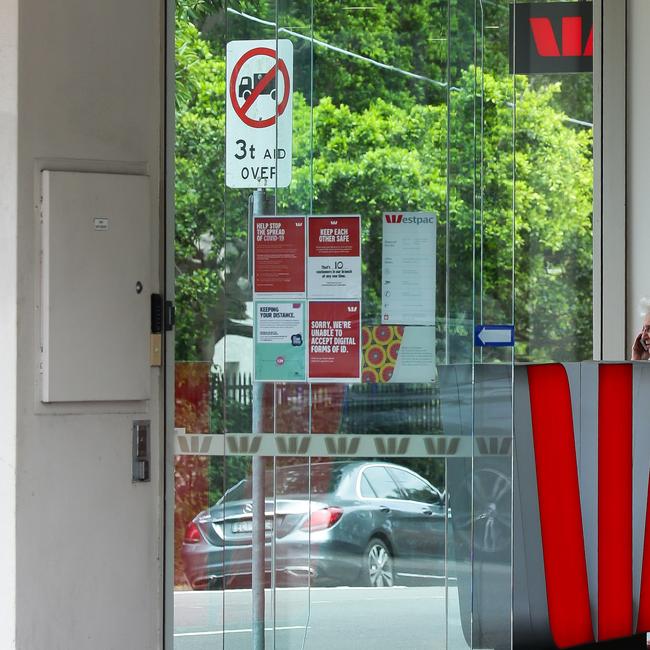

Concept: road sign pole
[[251, 188, 266, 650]]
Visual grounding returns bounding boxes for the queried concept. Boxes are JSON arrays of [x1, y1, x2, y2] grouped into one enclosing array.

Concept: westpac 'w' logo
[[324, 436, 361, 456], [424, 436, 460, 457], [510, 3, 593, 74], [226, 435, 262, 455], [177, 434, 213, 455], [374, 437, 410, 456], [523, 363, 650, 647], [385, 214, 403, 224], [475, 436, 512, 456], [275, 435, 311, 455], [529, 16, 593, 58]]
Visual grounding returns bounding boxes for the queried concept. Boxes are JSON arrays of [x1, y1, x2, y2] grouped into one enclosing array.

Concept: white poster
[[381, 212, 436, 325], [307, 216, 361, 299], [389, 326, 436, 383], [256, 302, 304, 344]]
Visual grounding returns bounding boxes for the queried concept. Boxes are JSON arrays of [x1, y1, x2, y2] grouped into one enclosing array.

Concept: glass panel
[[362, 466, 402, 500], [172, 0, 515, 649], [513, 0, 594, 362], [389, 467, 443, 504]]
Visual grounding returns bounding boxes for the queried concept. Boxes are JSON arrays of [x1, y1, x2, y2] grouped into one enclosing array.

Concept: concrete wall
[[0, 0, 19, 647], [628, 2, 650, 352], [12, 0, 164, 648], [593, 0, 628, 360]]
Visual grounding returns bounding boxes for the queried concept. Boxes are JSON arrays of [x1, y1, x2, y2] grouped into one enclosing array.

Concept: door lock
[[132, 420, 150, 482]]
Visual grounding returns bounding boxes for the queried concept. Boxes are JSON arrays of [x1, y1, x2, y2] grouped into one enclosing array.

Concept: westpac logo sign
[[510, 2, 593, 74], [385, 213, 436, 225]]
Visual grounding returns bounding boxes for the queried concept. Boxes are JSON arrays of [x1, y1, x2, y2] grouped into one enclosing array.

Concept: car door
[[359, 464, 427, 577], [357, 464, 402, 538], [386, 467, 446, 579]]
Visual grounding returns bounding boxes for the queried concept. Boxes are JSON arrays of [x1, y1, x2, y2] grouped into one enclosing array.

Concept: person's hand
[[632, 332, 650, 360]]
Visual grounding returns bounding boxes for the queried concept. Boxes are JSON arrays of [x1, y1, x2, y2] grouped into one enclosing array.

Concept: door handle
[[421, 509, 434, 516], [380, 506, 391, 513]]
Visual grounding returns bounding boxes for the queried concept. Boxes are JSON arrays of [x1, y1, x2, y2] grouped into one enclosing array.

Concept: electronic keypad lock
[[132, 420, 151, 482]]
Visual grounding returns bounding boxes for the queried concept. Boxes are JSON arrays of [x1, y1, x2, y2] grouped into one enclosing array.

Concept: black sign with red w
[[510, 2, 593, 74]]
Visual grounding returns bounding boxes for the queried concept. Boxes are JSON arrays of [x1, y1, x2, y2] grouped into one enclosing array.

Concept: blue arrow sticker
[[474, 325, 515, 347]]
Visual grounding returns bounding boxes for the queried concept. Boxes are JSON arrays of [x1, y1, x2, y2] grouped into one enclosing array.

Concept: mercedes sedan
[[181, 460, 446, 590]]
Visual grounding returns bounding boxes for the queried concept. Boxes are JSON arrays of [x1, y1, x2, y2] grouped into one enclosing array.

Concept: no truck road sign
[[226, 40, 293, 189]]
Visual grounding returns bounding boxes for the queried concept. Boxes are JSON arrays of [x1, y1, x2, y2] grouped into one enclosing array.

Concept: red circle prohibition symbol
[[230, 47, 290, 129]]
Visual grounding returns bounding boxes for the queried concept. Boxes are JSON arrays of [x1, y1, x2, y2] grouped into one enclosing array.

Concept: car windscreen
[[220, 463, 347, 502]]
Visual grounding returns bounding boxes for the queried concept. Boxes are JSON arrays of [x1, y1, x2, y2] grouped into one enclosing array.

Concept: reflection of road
[[174, 584, 471, 650]]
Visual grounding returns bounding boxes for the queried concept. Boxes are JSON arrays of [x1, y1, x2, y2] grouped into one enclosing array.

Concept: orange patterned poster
[[362, 325, 436, 383], [362, 325, 404, 383]]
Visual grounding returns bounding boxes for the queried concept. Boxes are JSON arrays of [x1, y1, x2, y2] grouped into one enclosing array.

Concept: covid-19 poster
[[252, 214, 362, 383], [253, 216, 305, 296]]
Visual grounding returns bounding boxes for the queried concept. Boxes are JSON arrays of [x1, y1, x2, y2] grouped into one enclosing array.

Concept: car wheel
[[364, 538, 394, 587], [452, 466, 512, 555]]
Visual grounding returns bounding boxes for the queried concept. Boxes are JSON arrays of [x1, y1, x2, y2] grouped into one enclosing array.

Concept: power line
[[564, 116, 593, 128], [226, 7, 447, 88], [225, 7, 593, 128]]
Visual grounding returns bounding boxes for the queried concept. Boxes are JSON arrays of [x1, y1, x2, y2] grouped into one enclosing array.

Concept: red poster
[[308, 216, 360, 257], [254, 216, 305, 294], [309, 301, 361, 381]]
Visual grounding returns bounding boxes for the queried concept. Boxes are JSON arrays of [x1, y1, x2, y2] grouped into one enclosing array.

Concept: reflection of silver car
[[182, 461, 445, 590]]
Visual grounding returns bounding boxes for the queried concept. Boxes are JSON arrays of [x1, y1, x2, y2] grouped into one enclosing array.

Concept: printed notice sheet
[[308, 216, 361, 299], [382, 212, 436, 325], [253, 216, 306, 296], [308, 301, 361, 381], [254, 301, 306, 381]]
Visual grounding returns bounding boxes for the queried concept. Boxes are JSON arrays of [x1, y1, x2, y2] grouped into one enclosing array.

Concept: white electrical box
[[40, 171, 152, 403]]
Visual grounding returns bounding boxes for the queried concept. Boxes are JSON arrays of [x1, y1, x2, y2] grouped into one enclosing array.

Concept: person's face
[[642, 314, 650, 348]]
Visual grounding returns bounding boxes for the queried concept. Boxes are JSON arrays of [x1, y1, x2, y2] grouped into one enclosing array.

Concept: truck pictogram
[[238, 72, 276, 100]]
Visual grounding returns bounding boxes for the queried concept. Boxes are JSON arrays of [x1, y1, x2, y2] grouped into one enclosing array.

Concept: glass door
[[170, 1, 514, 649]]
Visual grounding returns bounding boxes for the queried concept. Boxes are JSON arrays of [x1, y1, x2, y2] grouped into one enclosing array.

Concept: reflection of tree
[[173, 0, 592, 598], [174, 362, 212, 586], [176, 10, 593, 363], [174, 455, 210, 586], [177, 0, 449, 109], [175, 362, 212, 431]]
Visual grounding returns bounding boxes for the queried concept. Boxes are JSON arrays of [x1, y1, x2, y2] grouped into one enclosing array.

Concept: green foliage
[[289, 93, 447, 325], [187, 0, 449, 109], [512, 81, 593, 361], [175, 6, 593, 366], [175, 17, 252, 360], [308, 0, 448, 108], [175, 18, 225, 359]]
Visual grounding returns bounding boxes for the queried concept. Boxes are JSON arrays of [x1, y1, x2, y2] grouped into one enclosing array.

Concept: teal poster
[[254, 301, 306, 381]]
